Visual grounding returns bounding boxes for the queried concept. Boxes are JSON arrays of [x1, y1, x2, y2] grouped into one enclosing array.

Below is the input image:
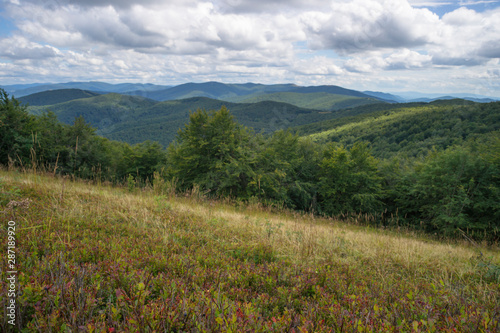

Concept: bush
[[396, 144, 500, 240]]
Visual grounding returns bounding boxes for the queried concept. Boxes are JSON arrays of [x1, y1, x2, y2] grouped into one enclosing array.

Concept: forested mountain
[[228, 91, 378, 110], [18, 89, 101, 106], [2, 82, 171, 97], [26, 93, 340, 146], [4, 81, 499, 105], [141, 82, 299, 101], [294, 100, 500, 158], [4, 81, 387, 105]]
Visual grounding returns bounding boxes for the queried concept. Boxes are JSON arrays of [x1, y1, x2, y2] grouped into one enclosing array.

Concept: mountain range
[[4, 81, 499, 148], [3, 81, 498, 103], [23, 91, 359, 146]]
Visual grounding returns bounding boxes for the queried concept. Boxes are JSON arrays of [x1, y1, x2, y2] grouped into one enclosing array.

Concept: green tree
[[116, 140, 166, 183], [250, 130, 320, 210], [397, 143, 500, 239], [0, 89, 34, 166], [318, 142, 382, 215], [167, 106, 254, 197]]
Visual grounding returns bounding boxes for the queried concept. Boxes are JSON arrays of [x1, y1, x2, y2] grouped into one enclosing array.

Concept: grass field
[[1, 170, 499, 332]]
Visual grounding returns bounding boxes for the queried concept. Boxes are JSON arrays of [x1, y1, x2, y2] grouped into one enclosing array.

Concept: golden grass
[[2, 169, 498, 299]]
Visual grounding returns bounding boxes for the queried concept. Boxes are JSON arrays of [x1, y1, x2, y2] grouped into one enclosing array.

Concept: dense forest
[[1, 89, 499, 241]]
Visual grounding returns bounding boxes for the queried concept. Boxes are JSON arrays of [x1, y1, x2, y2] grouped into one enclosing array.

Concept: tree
[[250, 130, 320, 210], [0, 89, 34, 166], [167, 106, 254, 197], [318, 142, 382, 215], [397, 143, 500, 239]]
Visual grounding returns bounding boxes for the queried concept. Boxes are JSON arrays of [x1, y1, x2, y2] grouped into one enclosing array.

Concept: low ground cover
[[1, 170, 499, 332]]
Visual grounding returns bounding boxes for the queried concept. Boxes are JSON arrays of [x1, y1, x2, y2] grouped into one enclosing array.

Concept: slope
[[18, 89, 101, 106], [144, 82, 299, 101], [100, 97, 338, 146], [228, 91, 379, 110], [28, 93, 158, 129], [2, 81, 171, 97], [27, 93, 338, 146], [1, 170, 498, 331], [295, 100, 500, 158]]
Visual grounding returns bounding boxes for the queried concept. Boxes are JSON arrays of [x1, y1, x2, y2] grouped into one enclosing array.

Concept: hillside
[[102, 98, 340, 145], [1, 170, 498, 331], [143, 82, 299, 101], [26, 93, 340, 146], [228, 91, 379, 110], [28, 93, 158, 130], [18, 89, 101, 106], [294, 100, 500, 158], [2, 81, 171, 98]]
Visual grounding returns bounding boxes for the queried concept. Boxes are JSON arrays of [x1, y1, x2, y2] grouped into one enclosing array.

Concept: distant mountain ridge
[[3, 81, 498, 104], [18, 89, 101, 106], [2, 82, 171, 98], [3, 81, 381, 103]]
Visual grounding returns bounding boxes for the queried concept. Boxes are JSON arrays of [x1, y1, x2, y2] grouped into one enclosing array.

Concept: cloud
[[0, 35, 61, 59], [213, 0, 327, 13], [409, 1, 454, 6], [0, 0, 499, 97], [478, 41, 500, 58], [292, 56, 345, 75], [385, 49, 432, 69], [302, 0, 440, 54]]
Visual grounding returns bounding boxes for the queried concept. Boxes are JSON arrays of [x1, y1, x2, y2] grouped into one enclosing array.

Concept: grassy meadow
[[1, 169, 499, 332]]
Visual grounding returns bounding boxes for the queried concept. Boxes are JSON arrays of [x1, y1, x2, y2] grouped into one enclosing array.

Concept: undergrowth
[[0, 169, 499, 332]]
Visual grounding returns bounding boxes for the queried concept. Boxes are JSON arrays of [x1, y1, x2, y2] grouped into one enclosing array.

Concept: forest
[[1, 88, 499, 242]]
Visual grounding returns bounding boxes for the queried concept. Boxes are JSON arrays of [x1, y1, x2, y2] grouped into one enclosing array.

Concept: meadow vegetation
[[1, 169, 499, 331]]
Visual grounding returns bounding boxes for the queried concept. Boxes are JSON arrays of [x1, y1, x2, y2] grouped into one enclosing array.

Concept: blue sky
[[0, 0, 499, 97]]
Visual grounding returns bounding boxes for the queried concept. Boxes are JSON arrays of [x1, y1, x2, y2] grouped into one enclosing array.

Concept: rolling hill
[[28, 93, 159, 130], [293, 99, 500, 158], [228, 91, 379, 110], [18, 89, 101, 106], [25, 92, 345, 146], [6, 81, 387, 107], [141, 82, 301, 101], [1, 81, 171, 98]]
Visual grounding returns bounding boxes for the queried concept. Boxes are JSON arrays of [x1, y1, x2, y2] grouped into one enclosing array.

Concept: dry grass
[[2, 169, 499, 331]]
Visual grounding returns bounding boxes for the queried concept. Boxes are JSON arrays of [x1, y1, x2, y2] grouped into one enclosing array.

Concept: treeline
[[0, 89, 165, 183], [1, 89, 499, 241]]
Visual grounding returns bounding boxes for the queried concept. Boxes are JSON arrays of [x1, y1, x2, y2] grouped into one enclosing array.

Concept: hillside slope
[[295, 100, 500, 158], [229, 91, 379, 110], [28, 93, 158, 130], [18, 89, 101, 106], [100, 97, 339, 145], [1, 170, 498, 331], [27, 93, 340, 146]]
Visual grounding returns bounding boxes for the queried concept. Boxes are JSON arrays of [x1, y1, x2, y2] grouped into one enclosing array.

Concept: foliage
[[249, 130, 321, 210], [0, 89, 34, 166], [318, 142, 382, 215], [0, 171, 499, 332], [298, 101, 500, 159], [167, 107, 255, 197], [394, 140, 500, 240], [0, 89, 166, 184]]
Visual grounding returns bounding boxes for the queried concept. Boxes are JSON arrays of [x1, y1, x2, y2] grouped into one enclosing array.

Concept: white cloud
[[0, 0, 499, 96], [0, 35, 61, 59]]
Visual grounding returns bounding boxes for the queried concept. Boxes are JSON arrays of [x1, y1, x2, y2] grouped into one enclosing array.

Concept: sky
[[0, 0, 499, 97]]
